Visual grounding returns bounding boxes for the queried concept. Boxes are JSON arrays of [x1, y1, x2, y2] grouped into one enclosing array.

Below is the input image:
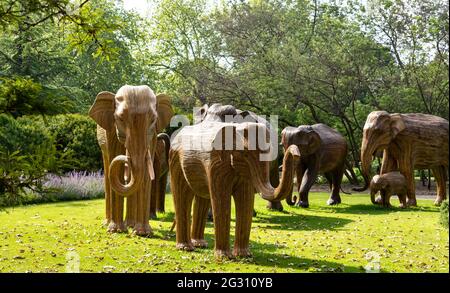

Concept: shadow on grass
[[252, 213, 353, 231], [249, 250, 369, 273], [153, 210, 352, 232], [148, 230, 370, 272], [51, 201, 94, 207], [315, 203, 440, 215]]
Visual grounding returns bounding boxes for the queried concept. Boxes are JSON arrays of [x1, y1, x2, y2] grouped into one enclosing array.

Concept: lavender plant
[[21, 171, 104, 205]]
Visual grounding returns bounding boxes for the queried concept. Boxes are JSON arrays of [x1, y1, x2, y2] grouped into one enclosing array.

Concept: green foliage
[[26, 114, 102, 172], [440, 200, 449, 229], [0, 0, 448, 187], [0, 76, 75, 117], [0, 114, 64, 207]]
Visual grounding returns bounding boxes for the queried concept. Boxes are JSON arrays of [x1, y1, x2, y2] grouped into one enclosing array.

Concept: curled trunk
[[109, 155, 143, 196], [286, 191, 298, 206]]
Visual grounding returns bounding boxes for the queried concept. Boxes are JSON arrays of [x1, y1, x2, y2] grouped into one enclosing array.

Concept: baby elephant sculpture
[[370, 172, 407, 208]]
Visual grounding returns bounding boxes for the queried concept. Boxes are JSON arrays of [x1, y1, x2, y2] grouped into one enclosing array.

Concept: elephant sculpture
[[169, 121, 299, 258], [282, 124, 348, 208], [149, 133, 170, 218], [355, 111, 449, 206], [89, 85, 173, 235], [194, 103, 282, 211], [369, 172, 407, 208]]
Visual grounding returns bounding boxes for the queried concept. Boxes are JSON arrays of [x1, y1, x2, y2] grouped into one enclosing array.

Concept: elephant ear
[[156, 93, 174, 133], [240, 122, 272, 153], [194, 104, 209, 124], [306, 128, 321, 153], [390, 113, 405, 138], [88, 91, 115, 131], [281, 127, 299, 149]]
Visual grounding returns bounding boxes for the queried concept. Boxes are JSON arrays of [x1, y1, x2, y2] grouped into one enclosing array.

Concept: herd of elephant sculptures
[[88, 85, 449, 259]]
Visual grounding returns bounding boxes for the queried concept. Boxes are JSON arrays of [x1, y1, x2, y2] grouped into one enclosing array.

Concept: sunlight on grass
[[0, 193, 448, 273]]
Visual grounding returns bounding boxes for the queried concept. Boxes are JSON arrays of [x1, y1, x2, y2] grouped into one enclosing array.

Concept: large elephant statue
[[148, 133, 170, 218], [282, 124, 348, 208], [89, 85, 173, 235], [194, 103, 282, 211], [169, 121, 299, 258], [355, 111, 449, 206]]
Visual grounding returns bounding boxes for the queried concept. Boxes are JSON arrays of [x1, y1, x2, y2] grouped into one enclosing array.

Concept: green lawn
[[0, 193, 448, 273]]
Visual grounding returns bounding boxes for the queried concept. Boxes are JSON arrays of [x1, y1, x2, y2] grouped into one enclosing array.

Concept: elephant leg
[[171, 166, 195, 251], [108, 161, 126, 233], [380, 149, 397, 174], [324, 172, 333, 191], [101, 151, 111, 226], [233, 183, 255, 258], [266, 200, 283, 211], [395, 152, 416, 207], [149, 179, 157, 220], [191, 196, 210, 248], [149, 156, 161, 220], [298, 167, 318, 208], [327, 165, 344, 206], [398, 191, 407, 208], [125, 192, 137, 228], [133, 178, 152, 236], [433, 166, 447, 206], [403, 168, 417, 207], [109, 191, 126, 233], [156, 172, 168, 213], [208, 168, 233, 259], [382, 191, 392, 208], [207, 207, 214, 222]]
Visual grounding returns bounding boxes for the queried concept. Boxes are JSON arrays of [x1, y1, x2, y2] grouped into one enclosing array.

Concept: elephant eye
[[114, 114, 125, 123]]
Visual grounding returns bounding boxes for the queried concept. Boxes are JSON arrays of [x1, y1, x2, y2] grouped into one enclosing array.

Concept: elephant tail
[[169, 219, 176, 232], [340, 186, 352, 195]]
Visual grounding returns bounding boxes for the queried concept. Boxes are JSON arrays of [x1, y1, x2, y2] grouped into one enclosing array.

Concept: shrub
[[0, 76, 75, 117], [440, 200, 449, 229], [0, 114, 63, 207], [25, 114, 102, 172]]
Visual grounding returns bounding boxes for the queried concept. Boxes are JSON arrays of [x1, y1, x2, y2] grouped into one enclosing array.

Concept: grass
[[0, 192, 448, 273]]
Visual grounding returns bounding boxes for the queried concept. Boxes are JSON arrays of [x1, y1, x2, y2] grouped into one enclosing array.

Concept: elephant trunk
[[110, 126, 154, 197], [157, 133, 171, 163], [285, 164, 300, 206], [285, 188, 297, 206], [109, 154, 143, 196], [247, 145, 300, 202], [370, 188, 377, 205], [353, 141, 372, 192]]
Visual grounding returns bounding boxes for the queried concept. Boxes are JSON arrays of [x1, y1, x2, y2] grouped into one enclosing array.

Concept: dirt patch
[[308, 181, 448, 200]]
